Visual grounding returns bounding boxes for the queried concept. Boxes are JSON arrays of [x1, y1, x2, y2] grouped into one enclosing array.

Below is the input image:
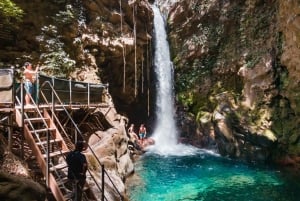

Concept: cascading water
[[150, 4, 177, 150], [149, 4, 196, 156]]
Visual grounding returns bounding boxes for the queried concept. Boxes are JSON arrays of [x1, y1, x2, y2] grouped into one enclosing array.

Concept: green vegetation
[[54, 5, 75, 25], [0, 0, 23, 21], [37, 25, 76, 77], [36, 4, 79, 77], [245, 52, 261, 69], [0, 0, 24, 28]]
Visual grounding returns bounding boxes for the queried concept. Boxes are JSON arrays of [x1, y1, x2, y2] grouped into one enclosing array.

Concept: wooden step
[[25, 117, 50, 124], [36, 139, 62, 146], [31, 128, 56, 134], [30, 128, 56, 139], [50, 163, 68, 172], [15, 105, 41, 113], [43, 150, 69, 159], [15, 105, 37, 109], [64, 192, 73, 200], [56, 177, 69, 187]]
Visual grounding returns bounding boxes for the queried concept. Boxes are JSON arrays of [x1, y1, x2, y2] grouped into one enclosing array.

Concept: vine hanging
[[120, 0, 127, 93], [133, 4, 137, 97]]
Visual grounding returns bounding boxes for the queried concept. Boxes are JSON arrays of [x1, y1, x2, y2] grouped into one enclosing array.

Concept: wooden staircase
[[15, 105, 96, 201]]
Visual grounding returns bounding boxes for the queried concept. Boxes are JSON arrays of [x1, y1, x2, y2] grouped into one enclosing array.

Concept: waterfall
[[151, 4, 177, 148], [156, 0, 179, 16], [149, 4, 197, 156]]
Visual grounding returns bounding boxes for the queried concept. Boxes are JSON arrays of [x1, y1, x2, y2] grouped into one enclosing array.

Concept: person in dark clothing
[[66, 141, 88, 201]]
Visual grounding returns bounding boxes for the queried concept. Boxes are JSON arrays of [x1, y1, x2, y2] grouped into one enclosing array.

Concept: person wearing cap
[[66, 141, 88, 201]]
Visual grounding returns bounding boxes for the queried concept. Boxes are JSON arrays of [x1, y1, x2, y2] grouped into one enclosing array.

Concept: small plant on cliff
[[54, 4, 75, 25], [245, 52, 261, 69]]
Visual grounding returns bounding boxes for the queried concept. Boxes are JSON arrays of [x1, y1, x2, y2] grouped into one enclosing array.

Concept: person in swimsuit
[[138, 124, 147, 145], [23, 62, 39, 105]]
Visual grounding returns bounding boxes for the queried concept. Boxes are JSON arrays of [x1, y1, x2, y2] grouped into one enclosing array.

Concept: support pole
[[8, 67, 15, 151], [21, 80, 24, 159], [102, 164, 105, 201], [8, 115, 12, 151], [36, 71, 40, 105], [51, 77, 55, 120], [46, 130, 50, 187], [88, 83, 90, 107], [69, 78, 72, 105]]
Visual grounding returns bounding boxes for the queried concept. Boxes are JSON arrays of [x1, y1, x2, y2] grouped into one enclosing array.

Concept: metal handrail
[[37, 73, 109, 106], [39, 81, 124, 200], [15, 82, 70, 193]]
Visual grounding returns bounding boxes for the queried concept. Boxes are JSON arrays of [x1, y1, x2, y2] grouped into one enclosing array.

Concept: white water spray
[[149, 4, 197, 156]]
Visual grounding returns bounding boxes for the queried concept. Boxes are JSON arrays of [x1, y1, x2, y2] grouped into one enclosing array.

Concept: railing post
[[20, 80, 24, 159], [51, 77, 55, 105], [102, 164, 105, 201], [36, 71, 39, 105], [11, 66, 15, 106], [8, 67, 15, 151], [51, 77, 55, 118], [88, 83, 90, 107], [69, 78, 72, 105], [46, 130, 50, 187], [75, 129, 77, 144]]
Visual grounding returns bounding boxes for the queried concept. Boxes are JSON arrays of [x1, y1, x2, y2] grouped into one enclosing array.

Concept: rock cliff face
[[166, 0, 300, 167]]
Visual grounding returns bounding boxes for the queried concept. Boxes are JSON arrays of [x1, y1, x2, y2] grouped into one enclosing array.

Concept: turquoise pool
[[128, 149, 300, 201]]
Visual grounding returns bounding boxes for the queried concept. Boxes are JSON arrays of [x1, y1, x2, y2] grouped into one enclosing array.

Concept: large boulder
[[0, 172, 46, 201]]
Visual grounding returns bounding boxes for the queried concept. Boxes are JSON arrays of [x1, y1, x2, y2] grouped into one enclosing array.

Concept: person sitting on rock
[[127, 124, 141, 150], [128, 124, 135, 134]]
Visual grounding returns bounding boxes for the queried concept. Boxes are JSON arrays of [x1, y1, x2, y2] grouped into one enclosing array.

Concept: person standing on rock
[[139, 124, 147, 145], [66, 141, 88, 201], [128, 124, 135, 134]]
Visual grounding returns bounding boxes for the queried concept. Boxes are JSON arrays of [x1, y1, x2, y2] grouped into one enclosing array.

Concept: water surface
[[128, 150, 300, 201]]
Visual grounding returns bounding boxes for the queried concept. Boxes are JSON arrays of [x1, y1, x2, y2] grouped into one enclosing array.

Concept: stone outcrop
[[0, 171, 46, 201], [0, 135, 46, 201], [85, 106, 134, 200]]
